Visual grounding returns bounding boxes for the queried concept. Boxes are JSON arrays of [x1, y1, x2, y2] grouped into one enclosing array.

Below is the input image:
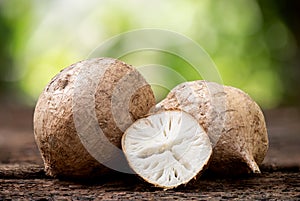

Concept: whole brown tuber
[[34, 58, 155, 178], [155, 80, 269, 175]]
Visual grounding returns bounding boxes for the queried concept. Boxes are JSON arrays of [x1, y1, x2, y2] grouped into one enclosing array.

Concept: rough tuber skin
[[155, 80, 269, 175], [33, 58, 155, 178]]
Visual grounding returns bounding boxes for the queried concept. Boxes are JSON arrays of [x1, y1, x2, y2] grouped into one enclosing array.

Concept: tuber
[[122, 110, 212, 189], [34, 58, 155, 178], [155, 81, 269, 175]]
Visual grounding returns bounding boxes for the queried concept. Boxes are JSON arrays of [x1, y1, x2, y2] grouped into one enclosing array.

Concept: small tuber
[[155, 80, 269, 175]]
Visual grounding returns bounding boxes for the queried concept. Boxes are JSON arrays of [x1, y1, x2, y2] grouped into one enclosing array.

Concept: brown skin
[[34, 58, 155, 179], [208, 86, 268, 175], [155, 81, 269, 176]]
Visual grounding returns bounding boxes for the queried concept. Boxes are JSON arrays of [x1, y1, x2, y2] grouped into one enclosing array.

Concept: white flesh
[[122, 110, 212, 189]]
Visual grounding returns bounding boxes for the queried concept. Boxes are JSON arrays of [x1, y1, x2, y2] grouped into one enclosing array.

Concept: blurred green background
[[0, 0, 299, 109]]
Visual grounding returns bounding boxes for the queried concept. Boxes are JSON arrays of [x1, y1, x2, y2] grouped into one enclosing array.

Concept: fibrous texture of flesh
[[122, 110, 212, 189]]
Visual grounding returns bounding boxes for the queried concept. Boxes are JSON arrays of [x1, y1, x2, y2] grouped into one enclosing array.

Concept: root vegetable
[[155, 81, 269, 175], [122, 110, 212, 189], [33, 58, 155, 178]]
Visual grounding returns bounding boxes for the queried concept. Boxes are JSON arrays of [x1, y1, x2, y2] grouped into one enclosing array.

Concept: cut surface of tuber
[[122, 110, 212, 189]]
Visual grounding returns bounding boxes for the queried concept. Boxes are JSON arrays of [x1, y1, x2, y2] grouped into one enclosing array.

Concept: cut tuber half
[[122, 110, 212, 189]]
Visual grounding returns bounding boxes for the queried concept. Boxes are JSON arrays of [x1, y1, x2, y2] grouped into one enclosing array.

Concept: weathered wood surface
[[0, 164, 299, 200], [0, 106, 300, 200]]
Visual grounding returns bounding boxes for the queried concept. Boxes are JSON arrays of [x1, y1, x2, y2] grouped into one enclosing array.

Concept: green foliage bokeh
[[0, 0, 298, 108]]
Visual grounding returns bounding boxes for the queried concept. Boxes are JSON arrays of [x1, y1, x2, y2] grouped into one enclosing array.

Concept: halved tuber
[[122, 110, 212, 189], [155, 81, 269, 175], [33, 58, 155, 178]]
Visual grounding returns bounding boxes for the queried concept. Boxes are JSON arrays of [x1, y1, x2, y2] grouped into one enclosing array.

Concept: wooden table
[[0, 106, 299, 200]]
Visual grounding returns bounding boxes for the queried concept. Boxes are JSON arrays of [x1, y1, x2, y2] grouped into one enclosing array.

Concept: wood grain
[[0, 106, 299, 200]]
